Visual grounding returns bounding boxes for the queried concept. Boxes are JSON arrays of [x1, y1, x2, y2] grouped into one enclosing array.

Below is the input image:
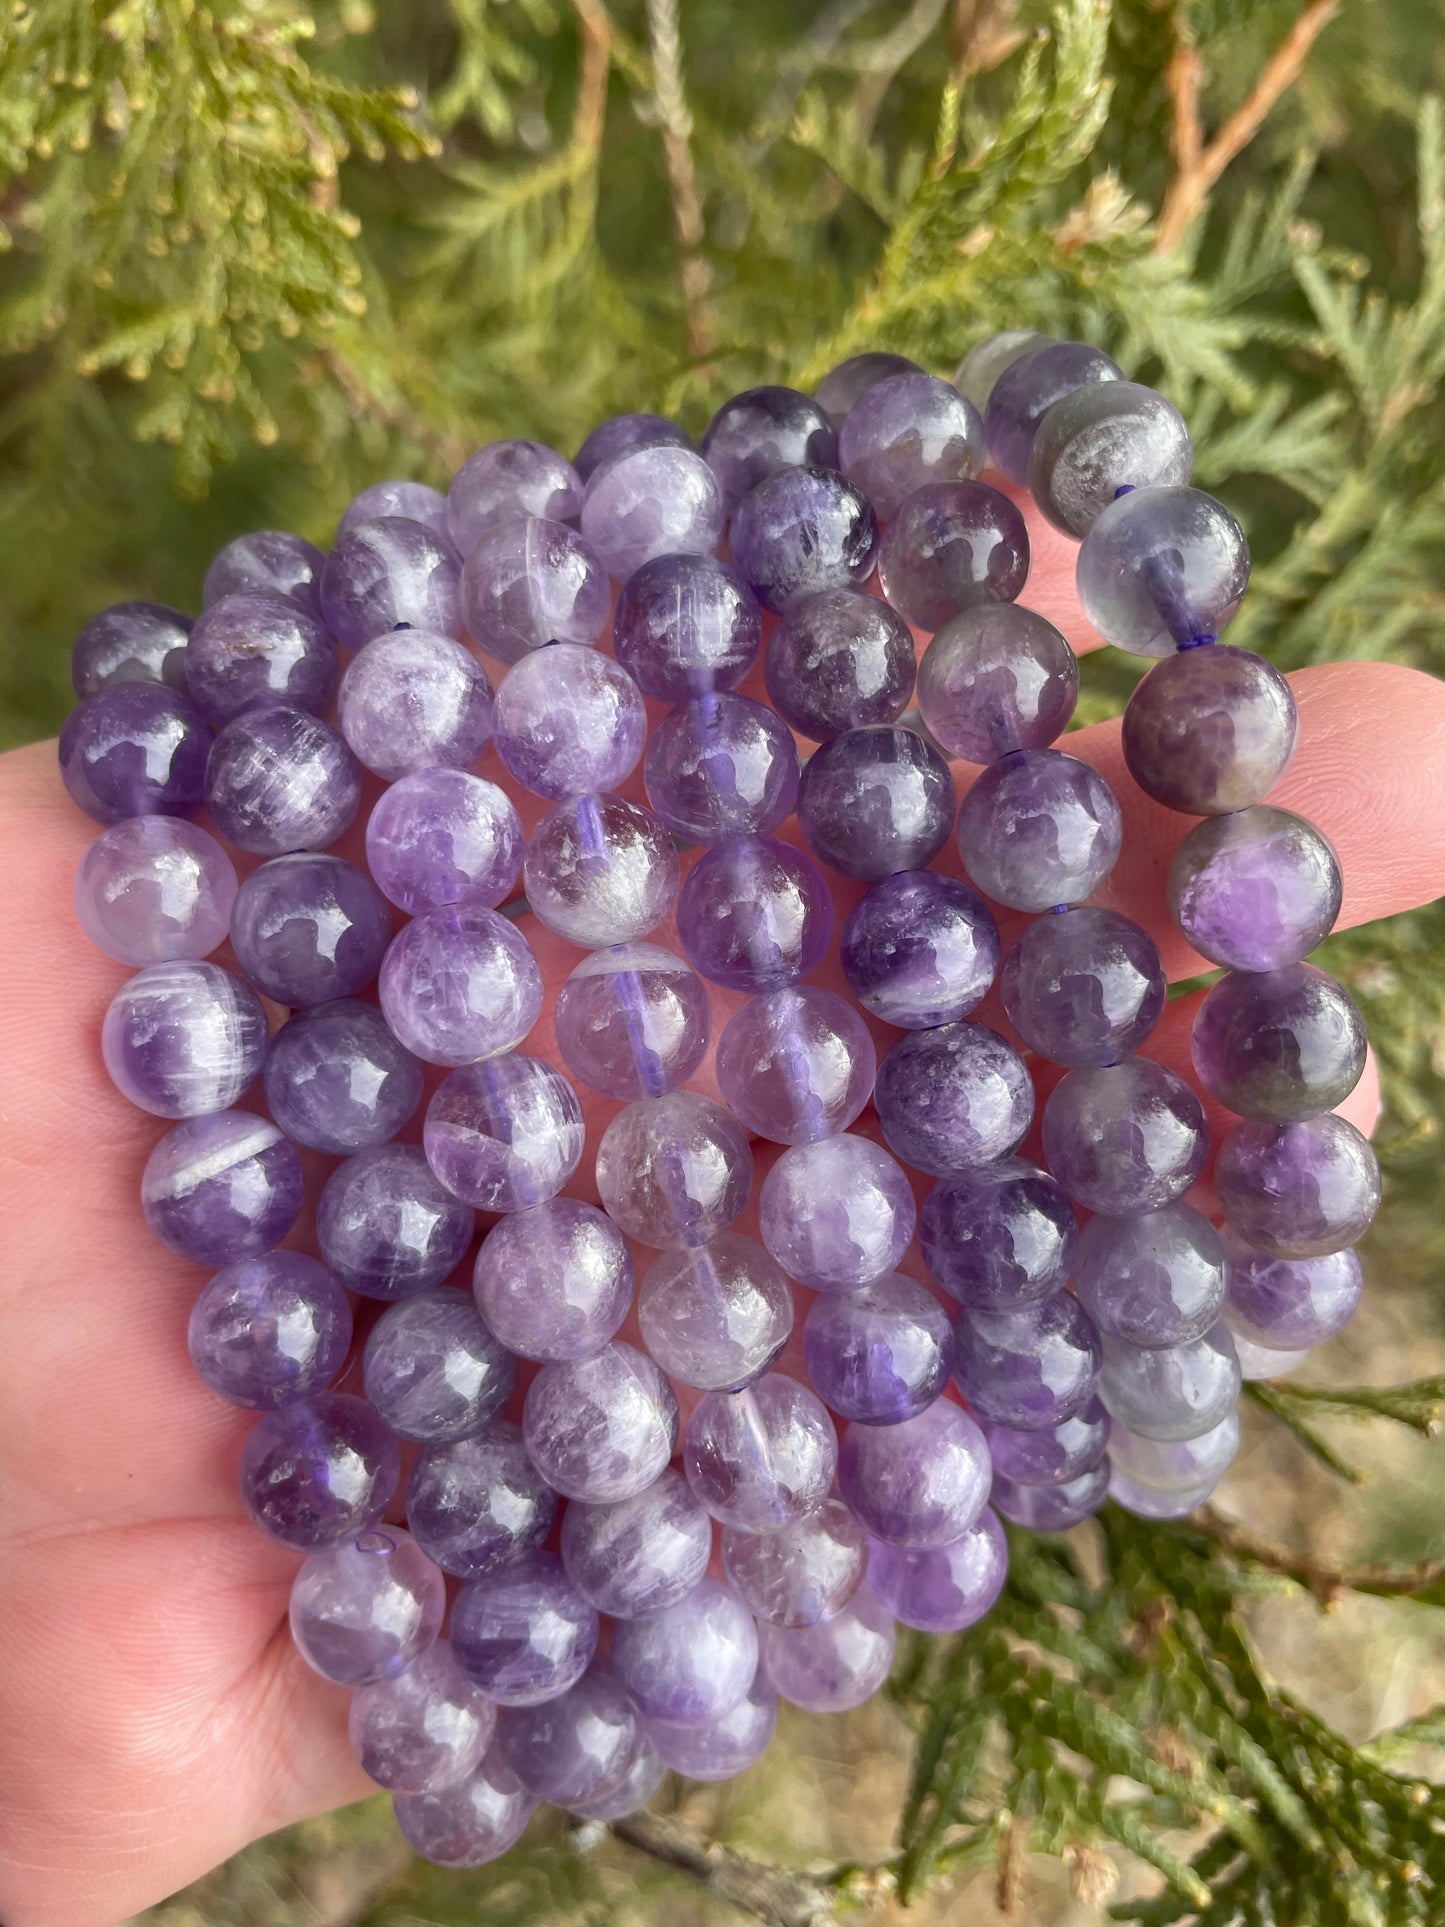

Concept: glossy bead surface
[[580, 443, 724, 582], [1191, 965, 1367, 1122], [874, 1021, 1033, 1177], [459, 513, 609, 665], [290, 1527, 445, 1686], [952, 1289, 1102, 1429], [337, 629, 493, 781], [684, 1374, 837, 1532], [185, 592, 337, 722], [405, 1422, 557, 1579], [575, 411, 691, 480], [841, 870, 998, 1030], [644, 693, 800, 842], [1107, 1407, 1240, 1494], [230, 853, 392, 1007], [451, 1551, 598, 1706], [350, 1641, 495, 1796], [499, 1667, 640, 1807], [1000, 906, 1165, 1067], [1043, 1058, 1208, 1215], [1108, 1466, 1221, 1518], [648, 1681, 778, 1782], [566, 1734, 667, 1820], [638, 1234, 794, 1391], [1074, 1203, 1227, 1349], [878, 481, 1030, 632], [805, 1275, 954, 1425], [1230, 1332, 1311, 1380], [916, 603, 1078, 763], [984, 339, 1123, 485], [985, 1401, 1109, 1488], [920, 1159, 1077, 1312], [1169, 806, 1341, 972], [205, 705, 361, 856], [953, 330, 1052, 414], [72, 600, 191, 696], [729, 466, 878, 614], [715, 985, 876, 1144], [1216, 1115, 1380, 1258], [722, 1498, 867, 1627], [60, 684, 211, 823], [378, 905, 541, 1067], [473, 1197, 634, 1363], [702, 385, 838, 514], [758, 1134, 916, 1291], [838, 1398, 990, 1547], [868, 1504, 1008, 1633], [596, 1090, 753, 1250], [340, 479, 450, 542], [188, 1251, 353, 1410], [448, 440, 582, 555], [765, 587, 915, 741], [365, 768, 522, 916], [522, 1342, 679, 1503], [141, 1110, 302, 1265], [240, 1392, 400, 1549], [1098, 1325, 1241, 1441], [1029, 381, 1192, 536], [101, 960, 266, 1117], [1224, 1241, 1364, 1350], [797, 724, 954, 882], [612, 552, 761, 701], [676, 834, 834, 991], [362, 1288, 516, 1444], [393, 1743, 537, 1867], [956, 749, 1123, 913], [1122, 645, 1297, 815], [814, 351, 922, 426], [204, 529, 324, 613], [554, 945, 708, 1101], [560, 1467, 712, 1619], [991, 1463, 1109, 1530], [493, 643, 645, 800], [760, 1582, 895, 1712], [1077, 486, 1248, 654], [321, 516, 461, 649], [424, 1055, 584, 1212], [317, 1143, 474, 1300], [75, 816, 237, 964], [523, 793, 679, 948], [263, 998, 423, 1154], [613, 1577, 759, 1725], [839, 372, 984, 520]]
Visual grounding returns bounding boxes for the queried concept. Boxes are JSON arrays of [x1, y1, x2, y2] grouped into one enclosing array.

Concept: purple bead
[[393, 1741, 537, 1866], [1042, 1057, 1208, 1214], [317, 1143, 474, 1300], [1000, 906, 1166, 1067], [459, 512, 611, 666], [716, 985, 876, 1145], [804, 1274, 954, 1425], [337, 629, 493, 781], [499, 1667, 640, 1807], [451, 1550, 599, 1706], [1223, 1239, 1364, 1350], [523, 793, 680, 948], [379, 905, 541, 1067], [765, 588, 915, 743], [984, 340, 1123, 485], [321, 516, 462, 650], [957, 749, 1123, 913], [290, 1527, 445, 1686], [566, 1733, 667, 1820], [205, 705, 361, 856], [1077, 485, 1249, 654], [638, 1233, 794, 1392], [874, 1021, 1033, 1177], [612, 552, 761, 701], [644, 693, 800, 842], [877, 481, 1029, 632], [101, 959, 266, 1117], [59, 683, 211, 823], [1108, 1407, 1240, 1494], [75, 816, 237, 964], [365, 768, 522, 916], [424, 1054, 584, 1211], [560, 1467, 712, 1619], [985, 1401, 1109, 1487], [362, 1288, 516, 1443], [580, 444, 724, 582], [758, 1134, 916, 1291], [188, 1250, 352, 1410], [1235, 1334, 1312, 1381], [916, 604, 1078, 762], [729, 466, 879, 613], [614, 1578, 759, 1726], [722, 1498, 867, 1627], [814, 352, 923, 428], [702, 384, 838, 514], [264, 998, 422, 1154], [230, 853, 392, 1007], [1169, 806, 1342, 972], [1191, 964, 1367, 1122], [838, 1397, 991, 1547], [555, 943, 710, 1101], [684, 1373, 837, 1532], [405, 1421, 557, 1579], [1122, 645, 1298, 816], [1216, 1115, 1380, 1258], [920, 1159, 1077, 1312], [1074, 1203, 1227, 1349], [1108, 1463, 1223, 1518], [350, 1641, 496, 1795], [798, 724, 954, 882], [991, 1463, 1109, 1530], [204, 529, 324, 614], [759, 1582, 895, 1712], [72, 600, 191, 697], [952, 1289, 1102, 1430], [240, 1392, 400, 1549], [841, 870, 998, 1030], [523, 1342, 679, 1502], [185, 592, 337, 723], [867, 1504, 1008, 1633], [648, 1679, 778, 1782], [1097, 1325, 1241, 1441], [340, 479, 450, 543], [596, 1091, 753, 1253], [474, 1198, 634, 1363], [954, 331, 1052, 414], [575, 411, 691, 481], [141, 1109, 302, 1265], [448, 440, 583, 555], [493, 643, 645, 799], [677, 833, 834, 991], [1029, 381, 1193, 537], [839, 373, 984, 521]]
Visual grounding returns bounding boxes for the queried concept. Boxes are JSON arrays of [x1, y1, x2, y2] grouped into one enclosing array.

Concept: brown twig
[[1192, 1504, 1445, 1607], [605, 1809, 845, 1926], [571, 0, 614, 154], [1154, 0, 1340, 253], [645, 0, 714, 360]]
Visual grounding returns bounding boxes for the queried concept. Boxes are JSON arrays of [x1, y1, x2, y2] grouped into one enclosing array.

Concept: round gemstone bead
[[263, 998, 423, 1154], [1169, 806, 1342, 972], [1074, 1203, 1227, 1349], [984, 339, 1123, 485], [721, 1498, 867, 1627], [644, 693, 800, 842], [499, 1667, 640, 1808], [566, 1733, 668, 1820], [321, 516, 462, 649], [797, 724, 955, 882], [1000, 906, 1166, 1067], [867, 1505, 1008, 1633], [1108, 1464, 1223, 1518], [393, 1743, 537, 1866], [758, 1133, 916, 1291], [448, 440, 583, 554], [1215, 1115, 1381, 1258], [1223, 1240, 1364, 1350], [204, 529, 324, 613], [424, 1055, 585, 1212], [340, 479, 450, 543], [1043, 1058, 1208, 1214], [75, 816, 237, 964], [953, 330, 1053, 413], [638, 1234, 793, 1392], [676, 833, 834, 991], [101, 959, 266, 1117], [185, 592, 337, 723], [1077, 485, 1249, 654], [838, 372, 984, 521], [362, 1288, 516, 1444], [838, 1397, 990, 1547], [804, 1274, 954, 1425], [920, 1159, 1078, 1311], [493, 644, 645, 800], [873, 1021, 1034, 1177], [188, 1251, 352, 1410], [715, 985, 876, 1144], [350, 1641, 496, 1796], [702, 385, 838, 514], [612, 552, 761, 701], [60, 683, 211, 823], [729, 465, 879, 613], [841, 870, 998, 1030], [575, 411, 691, 481], [916, 603, 1078, 763], [684, 1374, 837, 1532], [290, 1527, 445, 1687], [991, 1463, 1109, 1530], [451, 1551, 598, 1707], [560, 1467, 712, 1619], [613, 1577, 760, 1726], [317, 1143, 474, 1300], [458, 513, 610, 665], [1097, 1325, 1242, 1441], [523, 793, 680, 948], [554, 943, 710, 1101], [1108, 1407, 1240, 1494], [405, 1421, 556, 1579], [580, 443, 724, 581], [952, 1289, 1102, 1430], [956, 748, 1123, 913], [878, 481, 1030, 632], [230, 852, 392, 1006], [649, 1681, 778, 1782], [378, 905, 542, 1067], [365, 768, 522, 916], [473, 1198, 633, 1362], [1191, 964, 1367, 1122], [765, 587, 916, 742], [1236, 1336, 1312, 1384], [1029, 381, 1193, 536], [595, 1091, 753, 1249], [240, 1392, 400, 1549], [141, 1110, 302, 1265], [337, 629, 494, 781], [523, 1341, 679, 1503], [1122, 644, 1298, 815], [72, 600, 192, 697], [759, 1582, 895, 1712], [814, 351, 923, 427], [205, 705, 361, 856], [985, 1401, 1109, 1487]]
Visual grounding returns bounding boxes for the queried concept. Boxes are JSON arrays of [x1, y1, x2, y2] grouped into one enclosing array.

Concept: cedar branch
[[645, 0, 714, 361], [1192, 1504, 1445, 1607], [604, 1809, 846, 1926]]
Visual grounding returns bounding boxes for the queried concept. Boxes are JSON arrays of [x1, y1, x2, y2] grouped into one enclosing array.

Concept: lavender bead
[[337, 629, 493, 781], [874, 1021, 1033, 1177], [75, 817, 237, 964], [649, 1680, 778, 1781], [684, 1374, 837, 1532], [716, 986, 876, 1145], [523, 793, 679, 948], [729, 466, 878, 613], [264, 999, 422, 1154], [1077, 485, 1249, 654], [362, 1288, 516, 1444], [230, 853, 392, 1007], [1029, 381, 1193, 537], [366, 769, 522, 916], [957, 749, 1123, 913], [839, 372, 984, 521], [395, 1745, 536, 1866], [1000, 906, 1166, 1068], [1216, 1115, 1380, 1258], [523, 1342, 679, 1503], [493, 643, 644, 799], [798, 724, 954, 882], [185, 592, 337, 723], [73, 600, 191, 697], [581, 444, 724, 581], [765, 588, 915, 742], [1108, 1407, 1240, 1494], [916, 604, 1078, 763], [984, 340, 1123, 485], [499, 1667, 640, 1807], [449, 440, 583, 555], [141, 1110, 302, 1265], [425, 1055, 584, 1212], [638, 1234, 793, 1392], [841, 871, 998, 1030], [1169, 807, 1342, 972], [867, 1505, 1008, 1633], [1224, 1239, 1363, 1350], [1074, 1203, 1227, 1349], [566, 1733, 668, 1819], [1122, 645, 1298, 815], [612, 1577, 758, 1723], [101, 960, 266, 1117], [459, 512, 610, 665], [555, 945, 708, 1101], [612, 552, 761, 701], [722, 1498, 867, 1627], [759, 1582, 895, 1712], [350, 1642, 495, 1795], [985, 1401, 1109, 1488], [204, 529, 324, 614], [920, 1161, 1075, 1313], [952, 1289, 1102, 1430], [561, 1467, 712, 1619], [379, 905, 541, 1067], [205, 705, 361, 856], [1230, 1331, 1311, 1380], [677, 833, 834, 991], [1043, 1058, 1208, 1215], [1192, 964, 1367, 1123], [240, 1392, 400, 1549], [290, 1527, 445, 1686], [991, 1463, 1109, 1530], [321, 516, 461, 650], [60, 684, 211, 823], [838, 1397, 990, 1547], [814, 351, 922, 427], [804, 1274, 954, 1425], [451, 1551, 598, 1706], [340, 479, 450, 543], [317, 1144, 474, 1300], [474, 1198, 634, 1362], [878, 481, 1030, 632], [1098, 1325, 1242, 1441], [758, 1134, 916, 1291], [405, 1421, 557, 1579], [953, 330, 1052, 414], [644, 693, 800, 841], [596, 1091, 753, 1249], [702, 385, 838, 514], [188, 1251, 352, 1410], [1108, 1464, 1222, 1518], [575, 411, 691, 481]]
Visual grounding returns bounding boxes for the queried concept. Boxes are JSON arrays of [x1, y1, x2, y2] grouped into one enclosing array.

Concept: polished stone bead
[[340, 479, 451, 543], [612, 552, 761, 701], [393, 1742, 537, 1866], [702, 385, 838, 514], [867, 1504, 1008, 1633], [337, 629, 493, 781], [230, 852, 392, 1006], [1000, 906, 1166, 1067], [814, 351, 923, 427], [804, 1274, 954, 1425], [798, 724, 955, 882], [186, 592, 337, 723], [677, 833, 834, 991], [1107, 1464, 1223, 1518], [60, 683, 211, 823], [595, 1091, 753, 1249], [204, 529, 325, 614], [264, 998, 423, 1154], [920, 1159, 1077, 1312], [378, 904, 542, 1067], [841, 870, 998, 1030], [290, 1527, 445, 1686], [957, 748, 1123, 913], [639, 1234, 794, 1391], [317, 1143, 474, 1300], [953, 330, 1053, 414], [474, 1197, 634, 1362], [878, 481, 1030, 632], [648, 1679, 778, 1781], [366, 768, 522, 917], [838, 1397, 990, 1546], [523, 1341, 679, 1503], [716, 985, 876, 1145], [424, 1055, 585, 1212], [459, 512, 610, 666], [362, 1287, 516, 1444], [560, 1466, 712, 1619], [75, 816, 237, 964], [451, 1550, 598, 1706], [1107, 1406, 1240, 1494], [1223, 1238, 1363, 1350], [448, 440, 583, 555], [240, 1392, 400, 1549], [566, 1732, 668, 1819], [613, 1577, 759, 1726], [985, 1400, 1109, 1488], [984, 340, 1123, 485], [839, 372, 985, 521], [916, 603, 1078, 763], [321, 516, 462, 650], [1216, 1115, 1380, 1258], [758, 1133, 916, 1291], [581, 444, 725, 582], [405, 1421, 557, 1579], [1122, 644, 1298, 815], [1191, 964, 1367, 1122], [1229, 1331, 1311, 1380], [1169, 806, 1342, 972], [759, 1582, 895, 1711], [765, 587, 915, 743], [1098, 1326, 1242, 1441], [874, 1021, 1033, 1177], [1043, 1057, 1208, 1214], [722, 1497, 867, 1627], [72, 600, 192, 697], [523, 793, 680, 948], [555, 944, 709, 1101], [729, 466, 879, 614], [644, 693, 800, 841], [575, 411, 691, 481], [142, 1109, 302, 1265], [188, 1250, 352, 1410], [1074, 1203, 1227, 1349], [499, 1667, 640, 1807], [350, 1641, 495, 1795], [101, 959, 266, 1117], [991, 1462, 1109, 1530], [684, 1373, 837, 1532], [1077, 485, 1249, 655], [206, 705, 361, 856], [493, 643, 644, 800], [1029, 381, 1193, 536], [952, 1289, 1102, 1430]]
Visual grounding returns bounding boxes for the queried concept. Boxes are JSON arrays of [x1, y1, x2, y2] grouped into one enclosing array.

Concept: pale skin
[[3, 487, 1444, 1927]]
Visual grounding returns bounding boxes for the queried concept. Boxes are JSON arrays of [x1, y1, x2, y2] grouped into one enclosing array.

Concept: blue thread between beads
[[1178, 632, 1218, 651], [1050, 904, 1070, 915], [1114, 484, 1136, 498]]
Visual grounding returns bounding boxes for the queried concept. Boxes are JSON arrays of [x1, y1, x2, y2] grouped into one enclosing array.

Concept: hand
[[2, 494, 1443, 1927]]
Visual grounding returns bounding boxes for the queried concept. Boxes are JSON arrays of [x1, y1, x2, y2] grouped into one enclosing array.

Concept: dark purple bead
[[451, 1551, 598, 1707], [1168, 806, 1342, 971], [729, 466, 878, 614], [676, 834, 834, 991], [188, 1251, 352, 1410], [613, 552, 762, 701], [985, 1401, 1109, 1487], [141, 1110, 303, 1265], [230, 853, 392, 1007], [240, 1392, 400, 1550], [644, 693, 800, 842], [1223, 1239, 1364, 1350], [765, 588, 916, 741], [1122, 645, 1298, 816], [797, 724, 954, 881], [920, 1160, 1078, 1311], [952, 1289, 1102, 1430], [101, 960, 267, 1117], [59, 683, 211, 823], [320, 516, 462, 651], [1042, 1058, 1208, 1215], [1000, 906, 1166, 1067], [841, 870, 999, 1029], [204, 530, 325, 614], [406, 1421, 557, 1580], [915, 604, 1078, 763], [877, 481, 1029, 632], [205, 705, 361, 856], [1191, 964, 1367, 1122], [1073, 1203, 1228, 1348], [813, 352, 922, 428], [575, 412, 691, 481], [874, 1021, 1033, 1177], [702, 385, 838, 515], [317, 1144, 474, 1300], [803, 1274, 954, 1425], [838, 372, 984, 521], [983, 340, 1123, 485], [991, 1463, 1109, 1530], [362, 1288, 516, 1443], [867, 1504, 1007, 1633], [1216, 1115, 1381, 1258], [264, 999, 423, 1154], [956, 749, 1123, 913], [185, 592, 338, 723], [72, 600, 192, 697]]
